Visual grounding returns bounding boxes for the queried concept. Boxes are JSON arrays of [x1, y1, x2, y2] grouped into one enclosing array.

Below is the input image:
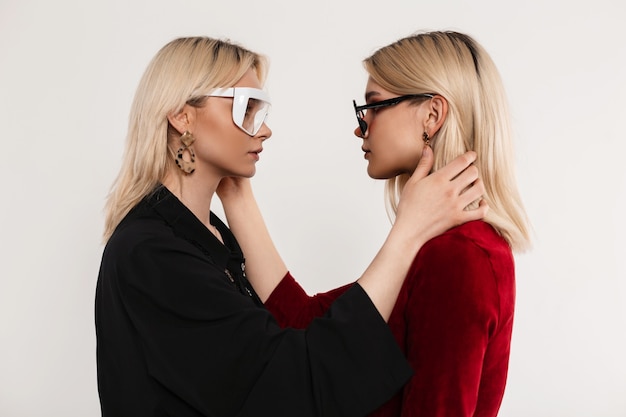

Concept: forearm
[[220, 183, 287, 302], [356, 224, 424, 321]]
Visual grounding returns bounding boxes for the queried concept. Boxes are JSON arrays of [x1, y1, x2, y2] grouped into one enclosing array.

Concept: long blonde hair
[[103, 37, 267, 241], [364, 31, 531, 252]]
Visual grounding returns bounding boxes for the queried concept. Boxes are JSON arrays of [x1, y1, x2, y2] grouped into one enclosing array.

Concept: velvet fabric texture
[[266, 220, 515, 417]]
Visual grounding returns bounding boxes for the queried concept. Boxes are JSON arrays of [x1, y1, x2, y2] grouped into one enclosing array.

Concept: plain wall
[[1, 0, 625, 415]]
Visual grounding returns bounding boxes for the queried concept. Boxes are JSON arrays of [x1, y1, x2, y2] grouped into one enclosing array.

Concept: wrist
[[219, 181, 254, 205], [386, 221, 426, 256]]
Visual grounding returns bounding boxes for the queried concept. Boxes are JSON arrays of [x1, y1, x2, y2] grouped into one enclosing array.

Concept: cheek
[[372, 131, 423, 170], [367, 140, 422, 178], [198, 134, 246, 161], [366, 111, 425, 175], [390, 141, 423, 171], [194, 115, 241, 153], [191, 124, 242, 170]]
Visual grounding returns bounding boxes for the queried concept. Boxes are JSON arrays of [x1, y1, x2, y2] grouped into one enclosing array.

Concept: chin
[[241, 165, 257, 178], [367, 165, 394, 180]]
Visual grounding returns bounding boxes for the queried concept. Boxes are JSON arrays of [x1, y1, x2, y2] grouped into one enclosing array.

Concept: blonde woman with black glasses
[[222, 31, 530, 417], [95, 36, 486, 417]]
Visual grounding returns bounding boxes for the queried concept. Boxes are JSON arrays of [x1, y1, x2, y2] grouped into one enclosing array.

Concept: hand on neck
[[162, 168, 220, 229]]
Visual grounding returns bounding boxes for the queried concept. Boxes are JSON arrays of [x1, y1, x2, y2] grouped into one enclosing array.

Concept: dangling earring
[[422, 131, 431, 147], [175, 131, 196, 174]]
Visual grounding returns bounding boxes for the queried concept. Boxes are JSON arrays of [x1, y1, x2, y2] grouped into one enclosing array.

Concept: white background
[[1, 0, 625, 415]]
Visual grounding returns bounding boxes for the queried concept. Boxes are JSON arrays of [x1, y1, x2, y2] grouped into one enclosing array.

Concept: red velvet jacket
[[265, 220, 515, 417]]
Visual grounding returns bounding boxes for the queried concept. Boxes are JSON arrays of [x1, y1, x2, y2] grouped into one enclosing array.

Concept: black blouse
[[95, 185, 412, 417]]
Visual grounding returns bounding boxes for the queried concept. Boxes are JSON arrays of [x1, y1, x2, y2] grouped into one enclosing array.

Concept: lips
[[249, 148, 262, 161]]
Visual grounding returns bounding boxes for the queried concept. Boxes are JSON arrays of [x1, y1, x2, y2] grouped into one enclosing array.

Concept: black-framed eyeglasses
[[353, 94, 435, 137]]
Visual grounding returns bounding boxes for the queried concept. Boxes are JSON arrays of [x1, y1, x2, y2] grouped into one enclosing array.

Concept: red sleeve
[[400, 233, 499, 417], [265, 272, 353, 328]]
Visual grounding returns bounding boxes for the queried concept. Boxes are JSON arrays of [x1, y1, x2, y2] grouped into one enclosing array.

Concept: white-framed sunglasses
[[205, 87, 271, 136]]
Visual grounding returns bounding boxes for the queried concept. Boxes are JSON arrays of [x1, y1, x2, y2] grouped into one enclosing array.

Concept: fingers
[[476, 198, 489, 215], [410, 145, 434, 181], [458, 177, 484, 208], [460, 197, 490, 223], [439, 151, 483, 204], [437, 151, 477, 181], [440, 151, 487, 221], [452, 164, 480, 195]]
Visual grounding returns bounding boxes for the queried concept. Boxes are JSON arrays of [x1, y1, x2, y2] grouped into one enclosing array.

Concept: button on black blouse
[[95, 185, 412, 417]]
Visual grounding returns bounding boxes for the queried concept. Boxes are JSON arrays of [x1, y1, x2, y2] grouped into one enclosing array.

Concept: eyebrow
[[365, 91, 381, 101]]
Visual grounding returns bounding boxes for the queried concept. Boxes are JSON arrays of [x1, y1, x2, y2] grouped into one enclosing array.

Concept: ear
[[167, 105, 195, 135], [423, 95, 448, 136]]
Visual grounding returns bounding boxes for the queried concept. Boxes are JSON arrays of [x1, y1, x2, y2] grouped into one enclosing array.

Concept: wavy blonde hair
[[103, 37, 268, 241], [364, 31, 531, 252]]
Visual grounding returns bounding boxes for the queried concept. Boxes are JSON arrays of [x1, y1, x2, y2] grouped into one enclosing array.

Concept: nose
[[354, 123, 368, 139], [353, 111, 369, 138], [257, 122, 272, 141]]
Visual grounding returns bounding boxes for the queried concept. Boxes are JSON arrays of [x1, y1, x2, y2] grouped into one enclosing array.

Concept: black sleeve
[[117, 233, 412, 417]]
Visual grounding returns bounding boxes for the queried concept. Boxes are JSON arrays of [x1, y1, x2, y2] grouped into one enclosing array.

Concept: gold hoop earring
[[175, 131, 196, 174], [422, 131, 430, 147]]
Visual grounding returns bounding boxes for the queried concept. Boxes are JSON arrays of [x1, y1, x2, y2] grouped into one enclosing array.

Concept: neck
[[162, 169, 220, 227]]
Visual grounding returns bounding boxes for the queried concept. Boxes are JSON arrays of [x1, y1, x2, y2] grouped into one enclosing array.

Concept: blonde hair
[[103, 37, 268, 241], [364, 31, 531, 252]]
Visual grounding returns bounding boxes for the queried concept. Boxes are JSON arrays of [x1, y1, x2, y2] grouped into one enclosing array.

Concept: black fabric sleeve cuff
[[305, 282, 413, 416]]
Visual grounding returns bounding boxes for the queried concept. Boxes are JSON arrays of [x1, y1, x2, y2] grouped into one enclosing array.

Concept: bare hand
[[394, 147, 488, 245], [216, 176, 252, 202]]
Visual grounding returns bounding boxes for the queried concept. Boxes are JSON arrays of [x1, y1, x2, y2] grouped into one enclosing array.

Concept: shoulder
[[100, 207, 227, 300], [106, 210, 172, 256], [407, 221, 513, 292], [403, 221, 514, 320], [102, 206, 204, 276], [420, 220, 511, 263]]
